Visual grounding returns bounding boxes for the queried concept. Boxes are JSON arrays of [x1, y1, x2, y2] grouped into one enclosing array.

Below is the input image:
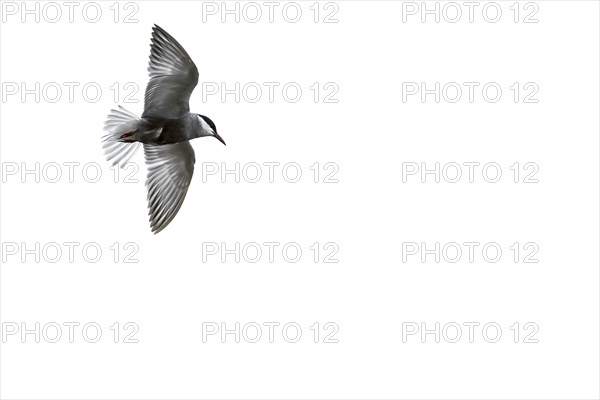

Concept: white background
[[1, 1, 599, 399]]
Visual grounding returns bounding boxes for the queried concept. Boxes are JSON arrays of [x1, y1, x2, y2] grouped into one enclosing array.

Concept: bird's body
[[102, 25, 225, 234], [121, 114, 206, 145]]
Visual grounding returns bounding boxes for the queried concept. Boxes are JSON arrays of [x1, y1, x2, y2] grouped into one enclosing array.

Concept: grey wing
[[144, 141, 195, 234], [142, 24, 199, 119]]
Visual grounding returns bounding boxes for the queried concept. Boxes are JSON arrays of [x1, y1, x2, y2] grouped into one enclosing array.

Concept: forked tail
[[102, 106, 143, 167]]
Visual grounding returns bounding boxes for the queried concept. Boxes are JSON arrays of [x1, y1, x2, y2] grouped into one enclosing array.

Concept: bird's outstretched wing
[[142, 24, 199, 119], [144, 141, 195, 234]]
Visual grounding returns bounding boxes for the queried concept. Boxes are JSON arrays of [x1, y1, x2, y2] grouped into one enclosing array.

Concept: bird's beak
[[214, 132, 226, 146]]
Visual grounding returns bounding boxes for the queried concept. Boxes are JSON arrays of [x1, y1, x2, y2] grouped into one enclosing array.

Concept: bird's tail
[[102, 105, 143, 167]]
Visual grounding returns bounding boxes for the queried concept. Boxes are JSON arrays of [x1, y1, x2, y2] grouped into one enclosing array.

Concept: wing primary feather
[[143, 142, 195, 234]]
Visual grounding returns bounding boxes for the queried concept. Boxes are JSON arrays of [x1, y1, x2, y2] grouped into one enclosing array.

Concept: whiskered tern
[[102, 24, 225, 234]]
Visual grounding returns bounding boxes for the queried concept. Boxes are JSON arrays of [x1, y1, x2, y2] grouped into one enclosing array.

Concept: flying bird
[[102, 24, 226, 234]]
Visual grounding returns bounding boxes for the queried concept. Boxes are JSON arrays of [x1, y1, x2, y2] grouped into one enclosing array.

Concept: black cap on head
[[198, 114, 217, 133]]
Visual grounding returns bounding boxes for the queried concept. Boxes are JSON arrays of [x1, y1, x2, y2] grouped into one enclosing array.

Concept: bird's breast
[[155, 123, 190, 145]]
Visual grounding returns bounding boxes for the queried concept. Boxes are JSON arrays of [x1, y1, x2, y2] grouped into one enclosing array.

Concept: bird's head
[[197, 114, 226, 145]]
